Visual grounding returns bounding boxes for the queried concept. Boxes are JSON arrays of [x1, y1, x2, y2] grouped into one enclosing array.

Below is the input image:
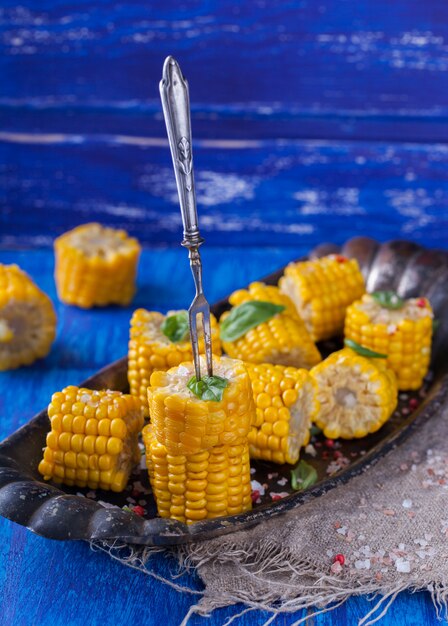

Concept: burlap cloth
[[98, 388, 448, 625]]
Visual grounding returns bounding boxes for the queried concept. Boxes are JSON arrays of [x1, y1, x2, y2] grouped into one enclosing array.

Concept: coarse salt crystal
[[305, 444, 317, 457], [277, 477, 288, 486], [395, 558, 411, 573], [402, 499, 413, 509], [337, 526, 347, 535], [250, 480, 265, 496], [354, 559, 371, 570], [330, 561, 343, 574]]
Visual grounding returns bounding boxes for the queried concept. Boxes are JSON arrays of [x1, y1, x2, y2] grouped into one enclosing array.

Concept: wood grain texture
[[0, 248, 446, 626], [2, 137, 448, 248], [1, 0, 448, 141]]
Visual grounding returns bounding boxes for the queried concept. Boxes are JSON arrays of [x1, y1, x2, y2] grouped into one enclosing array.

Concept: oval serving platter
[[0, 236, 447, 546]]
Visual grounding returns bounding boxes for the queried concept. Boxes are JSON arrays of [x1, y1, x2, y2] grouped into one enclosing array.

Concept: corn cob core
[[310, 348, 397, 440], [143, 425, 252, 524], [221, 282, 321, 369], [128, 309, 222, 415], [0, 264, 56, 371], [54, 223, 141, 308], [345, 294, 433, 390], [245, 363, 320, 465], [148, 355, 254, 456], [38, 386, 144, 492], [279, 255, 365, 342]]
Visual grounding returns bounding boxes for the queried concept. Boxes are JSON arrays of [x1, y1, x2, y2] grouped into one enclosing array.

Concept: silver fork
[[159, 56, 213, 380]]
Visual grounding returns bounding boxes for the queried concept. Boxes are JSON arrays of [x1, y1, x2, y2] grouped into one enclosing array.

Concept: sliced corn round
[[128, 309, 222, 415], [245, 362, 320, 465], [279, 255, 365, 341], [221, 282, 321, 369], [54, 223, 141, 308], [0, 264, 56, 371], [310, 347, 398, 439], [345, 294, 433, 390]]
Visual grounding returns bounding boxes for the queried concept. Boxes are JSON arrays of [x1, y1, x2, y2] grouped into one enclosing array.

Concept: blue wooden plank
[[0, 247, 445, 626], [1, 1, 448, 141], [2, 136, 448, 249]]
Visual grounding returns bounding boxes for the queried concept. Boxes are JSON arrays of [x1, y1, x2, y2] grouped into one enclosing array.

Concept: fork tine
[[188, 307, 201, 380], [201, 307, 214, 377]]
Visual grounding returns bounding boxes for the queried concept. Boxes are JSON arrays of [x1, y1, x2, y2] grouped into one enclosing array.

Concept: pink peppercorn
[[133, 505, 145, 517], [409, 398, 419, 410], [325, 439, 335, 448], [416, 298, 426, 308], [251, 490, 260, 503], [336, 255, 347, 263], [334, 554, 345, 565], [271, 494, 282, 502]]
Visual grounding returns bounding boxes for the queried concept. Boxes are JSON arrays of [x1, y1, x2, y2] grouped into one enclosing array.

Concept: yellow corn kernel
[[310, 347, 398, 439], [54, 223, 141, 308], [0, 264, 56, 370], [38, 386, 144, 491], [221, 282, 321, 369], [143, 424, 252, 525], [128, 308, 222, 415], [279, 255, 365, 341], [345, 294, 433, 390]]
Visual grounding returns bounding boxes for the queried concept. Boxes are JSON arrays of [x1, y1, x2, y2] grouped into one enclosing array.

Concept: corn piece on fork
[[160, 56, 213, 380]]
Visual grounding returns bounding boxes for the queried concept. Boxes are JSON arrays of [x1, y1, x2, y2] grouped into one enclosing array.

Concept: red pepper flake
[[132, 505, 146, 517], [322, 451, 329, 460], [251, 490, 260, 503], [325, 439, 335, 448], [334, 521, 342, 529], [334, 450, 343, 460], [417, 298, 426, 308], [409, 398, 419, 410], [271, 494, 282, 501], [334, 553, 345, 565], [336, 255, 347, 263]]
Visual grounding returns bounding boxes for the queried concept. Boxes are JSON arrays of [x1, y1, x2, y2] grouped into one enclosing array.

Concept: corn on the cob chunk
[[0, 264, 56, 371], [38, 386, 144, 492], [310, 348, 397, 440], [344, 294, 433, 391], [245, 363, 319, 465], [54, 223, 141, 308], [221, 282, 321, 369], [128, 309, 222, 415], [148, 355, 254, 456], [279, 255, 365, 341], [143, 425, 252, 524]]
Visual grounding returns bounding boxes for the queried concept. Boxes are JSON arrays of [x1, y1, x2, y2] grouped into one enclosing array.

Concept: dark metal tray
[[1, 237, 447, 545]]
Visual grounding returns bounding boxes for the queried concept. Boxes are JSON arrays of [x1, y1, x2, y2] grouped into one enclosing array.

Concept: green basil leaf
[[310, 424, 322, 437], [187, 375, 229, 402], [371, 291, 405, 310], [291, 460, 318, 491], [344, 338, 387, 359], [220, 301, 285, 342], [161, 310, 189, 343]]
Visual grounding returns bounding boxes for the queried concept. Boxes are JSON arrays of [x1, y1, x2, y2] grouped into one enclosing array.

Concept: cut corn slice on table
[[0, 264, 56, 370], [54, 223, 141, 308]]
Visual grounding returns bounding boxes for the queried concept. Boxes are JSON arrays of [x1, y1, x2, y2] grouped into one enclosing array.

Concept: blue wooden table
[[2, 0, 448, 623]]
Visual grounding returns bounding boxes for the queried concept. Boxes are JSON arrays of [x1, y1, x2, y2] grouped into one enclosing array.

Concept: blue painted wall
[[1, 1, 448, 248]]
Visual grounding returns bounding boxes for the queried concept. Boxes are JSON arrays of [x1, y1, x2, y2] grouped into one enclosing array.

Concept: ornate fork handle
[[160, 56, 213, 379], [159, 56, 203, 249]]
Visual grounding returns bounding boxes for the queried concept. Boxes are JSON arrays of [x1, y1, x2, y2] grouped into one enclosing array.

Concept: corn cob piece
[[345, 294, 433, 390], [245, 363, 320, 465], [221, 282, 321, 369], [143, 425, 252, 523], [310, 348, 398, 440], [38, 386, 144, 492], [0, 264, 56, 371], [279, 255, 365, 341], [128, 309, 222, 415], [148, 355, 254, 456], [54, 223, 141, 308]]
